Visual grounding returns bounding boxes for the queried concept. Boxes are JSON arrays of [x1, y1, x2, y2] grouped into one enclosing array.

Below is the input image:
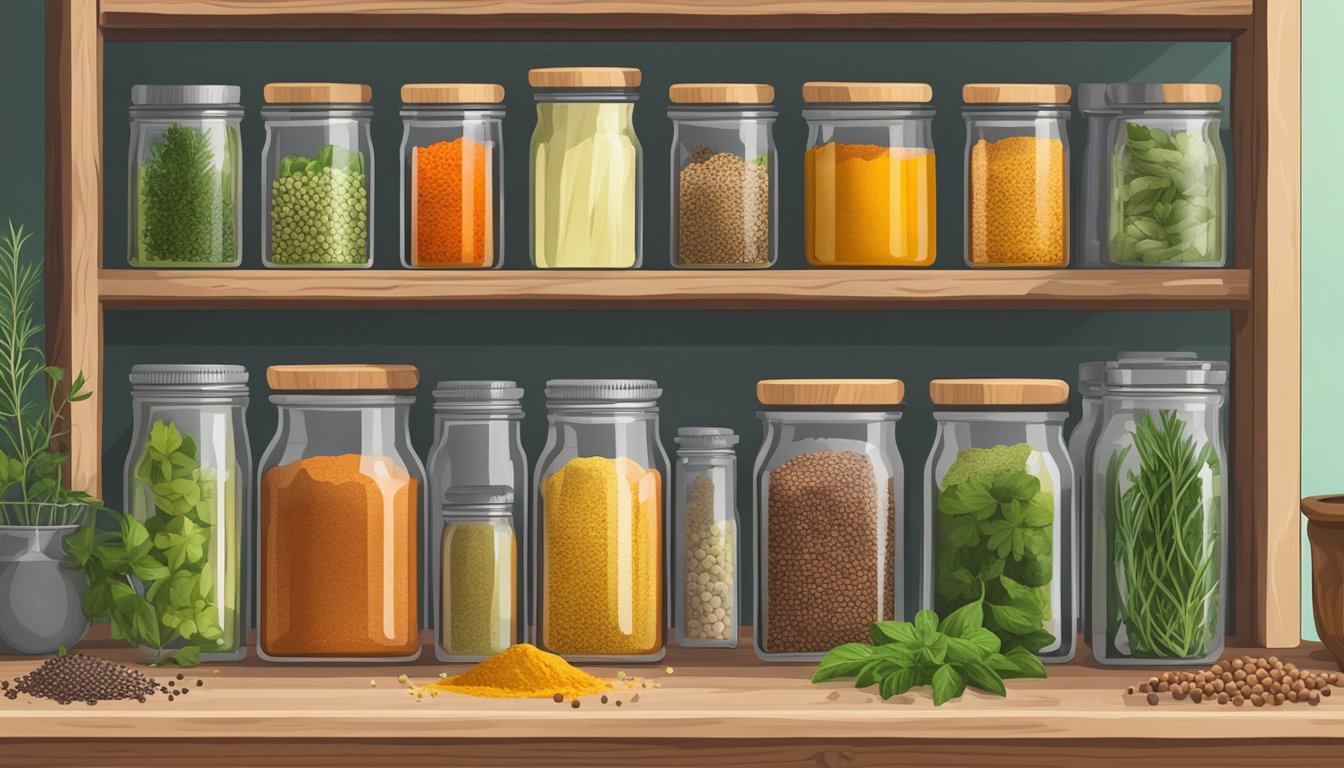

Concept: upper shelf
[[97, 268, 1250, 311], [98, 0, 1255, 39]]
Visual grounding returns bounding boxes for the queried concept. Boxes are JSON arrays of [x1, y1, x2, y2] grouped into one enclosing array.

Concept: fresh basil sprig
[[812, 597, 1047, 706]]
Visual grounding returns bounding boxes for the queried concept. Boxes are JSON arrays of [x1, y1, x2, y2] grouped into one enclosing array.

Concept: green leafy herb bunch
[[1109, 122, 1222, 265], [136, 123, 238, 264]]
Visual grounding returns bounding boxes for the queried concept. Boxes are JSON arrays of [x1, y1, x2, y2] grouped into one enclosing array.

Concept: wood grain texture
[[96, 269, 1252, 310], [928, 378, 1069, 406], [262, 82, 372, 104], [756, 378, 906, 406], [265, 364, 420, 391], [44, 0, 101, 498]]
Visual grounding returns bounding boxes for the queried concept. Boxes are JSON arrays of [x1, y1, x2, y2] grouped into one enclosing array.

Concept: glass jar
[[529, 67, 643, 268], [753, 379, 905, 661], [923, 379, 1074, 663], [261, 83, 374, 268], [962, 83, 1071, 267], [668, 84, 777, 268], [674, 428, 740, 648], [400, 84, 505, 269], [534, 379, 669, 661], [1092, 360, 1228, 665], [256, 364, 424, 662], [802, 82, 936, 267], [435, 486, 517, 662], [1077, 83, 1119, 268], [125, 364, 251, 661], [127, 85, 243, 267], [1106, 83, 1227, 267]]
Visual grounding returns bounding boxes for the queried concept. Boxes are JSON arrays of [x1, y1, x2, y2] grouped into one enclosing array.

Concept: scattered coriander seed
[[553, 693, 565, 703], [617, 671, 627, 681], [601, 695, 609, 704], [398, 674, 408, 684], [665, 667, 674, 675], [615, 700, 623, 707], [1146, 693, 1159, 706], [369, 680, 377, 687], [571, 699, 581, 709]]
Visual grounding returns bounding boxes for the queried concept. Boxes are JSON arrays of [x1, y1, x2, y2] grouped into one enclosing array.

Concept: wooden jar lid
[[528, 67, 641, 89], [267, 364, 420, 391], [929, 378, 1070, 406], [668, 83, 775, 104], [263, 83, 373, 104], [757, 379, 905, 406], [1161, 83, 1222, 104], [962, 83, 1071, 105], [802, 82, 932, 104], [401, 83, 505, 104]]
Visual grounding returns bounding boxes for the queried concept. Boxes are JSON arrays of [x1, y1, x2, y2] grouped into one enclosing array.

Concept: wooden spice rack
[[38, 0, 1302, 763]]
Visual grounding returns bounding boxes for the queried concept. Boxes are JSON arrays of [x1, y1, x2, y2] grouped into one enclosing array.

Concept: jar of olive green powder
[[435, 485, 517, 663], [261, 83, 374, 267]]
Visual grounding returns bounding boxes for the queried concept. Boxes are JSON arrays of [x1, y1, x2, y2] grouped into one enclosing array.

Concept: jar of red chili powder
[[399, 84, 505, 268]]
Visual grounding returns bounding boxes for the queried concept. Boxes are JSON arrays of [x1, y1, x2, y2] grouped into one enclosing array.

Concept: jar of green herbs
[[1091, 360, 1227, 665], [128, 85, 243, 267], [124, 364, 251, 661], [435, 485, 517, 663]]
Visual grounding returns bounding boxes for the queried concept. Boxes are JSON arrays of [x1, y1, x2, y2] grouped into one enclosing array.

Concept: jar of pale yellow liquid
[[802, 82, 936, 267]]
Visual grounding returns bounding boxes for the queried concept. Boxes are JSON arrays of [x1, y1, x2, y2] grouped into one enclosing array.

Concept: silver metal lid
[[675, 426, 739, 450], [1077, 83, 1115, 114], [1106, 360, 1228, 389], [1077, 362, 1108, 385], [442, 484, 514, 508], [1116, 350, 1199, 362], [432, 380, 523, 402], [130, 364, 249, 386], [545, 379, 661, 403], [131, 85, 241, 106]]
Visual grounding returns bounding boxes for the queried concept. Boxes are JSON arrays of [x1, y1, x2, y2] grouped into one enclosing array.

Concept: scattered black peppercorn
[[553, 693, 564, 703], [0, 654, 161, 706], [570, 699, 580, 709]]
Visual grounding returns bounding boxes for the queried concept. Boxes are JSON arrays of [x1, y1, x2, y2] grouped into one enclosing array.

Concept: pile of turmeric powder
[[414, 643, 610, 699]]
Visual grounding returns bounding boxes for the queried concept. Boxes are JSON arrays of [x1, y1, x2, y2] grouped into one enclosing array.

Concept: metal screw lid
[[130, 364, 248, 386], [544, 379, 662, 403], [442, 485, 515, 508], [1106, 359, 1228, 389], [675, 427, 739, 450], [131, 85, 241, 106], [1116, 350, 1199, 362], [432, 380, 523, 402]]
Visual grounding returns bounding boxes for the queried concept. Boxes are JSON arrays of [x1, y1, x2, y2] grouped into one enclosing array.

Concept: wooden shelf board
[[97, 268, 1250, 311]]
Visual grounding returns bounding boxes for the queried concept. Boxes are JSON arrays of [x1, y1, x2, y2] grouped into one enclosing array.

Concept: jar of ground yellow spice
[[534, 379, 670, 662], [962, 83, 1072, 267], [802, 82, 936, 267], [435, 485, 517, 663]]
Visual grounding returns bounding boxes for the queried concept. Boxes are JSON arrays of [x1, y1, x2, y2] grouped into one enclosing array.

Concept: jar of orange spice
[[399, 84, 504, 268], [257, 365, 426, 662]]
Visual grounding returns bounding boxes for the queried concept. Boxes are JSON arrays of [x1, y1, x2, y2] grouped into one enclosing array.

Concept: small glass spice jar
[[261, 83, 374, 268], [435, 485, 518, 662], [674, 428, 741, 648], [127, 85, 243, 267], [803, 82, 936, 267], [529, 67, 643, 268], [400, 84, 505, 269], [923, 378, 1075, 663], [753, 379, 905, 662], [668, 84, 777, 268], [963, 83, 1072, 267]]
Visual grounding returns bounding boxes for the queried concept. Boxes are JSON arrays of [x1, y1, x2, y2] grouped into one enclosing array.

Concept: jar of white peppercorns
[[674, 427, 740, 648], [261, 83, 374, 268], [753, 379, 906, 662], [668, 84, 777, 268]]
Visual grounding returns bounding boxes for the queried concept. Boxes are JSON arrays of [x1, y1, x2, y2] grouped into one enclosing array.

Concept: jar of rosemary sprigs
[[1090, 359, 1228, 666]]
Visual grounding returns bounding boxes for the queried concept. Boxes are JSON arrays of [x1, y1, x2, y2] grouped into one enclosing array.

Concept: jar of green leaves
[[1091, 360, 1227, 665], [123, 364, 251, 662], [127, 85, 243, 267]]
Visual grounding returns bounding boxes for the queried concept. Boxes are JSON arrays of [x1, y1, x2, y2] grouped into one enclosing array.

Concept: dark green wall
[[0, 0, 45, 319]]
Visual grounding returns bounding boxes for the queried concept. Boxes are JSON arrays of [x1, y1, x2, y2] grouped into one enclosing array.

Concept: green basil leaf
[[945, 636, 984, 664], [963, 627, 1001, 656], [870, 621, 917, 647], [879, 667, 916, 700], [913, 610, 939, 638], [938, 599, 984, 639], [987, 602, 1038, 635], [959, 658, 1007, 697], [931, 664, 966, 706], [171, 646, 201, 667], [1000, 647, 1049, 680], [811, 643, 875, 683]]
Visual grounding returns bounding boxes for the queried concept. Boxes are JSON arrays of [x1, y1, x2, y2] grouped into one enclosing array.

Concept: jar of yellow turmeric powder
[[534, 379, 670, 661], [802, 82, 936, 267], [399, 84, 505, 269], [962, 83, 1072, 267], [257, 364, 426, 662]]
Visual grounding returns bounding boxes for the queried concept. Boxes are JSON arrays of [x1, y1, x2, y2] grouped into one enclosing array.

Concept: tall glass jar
[[435, 486, 517, 662], [923, 379, 1074, 663], [425, 381, 527, 641], [400, 84, 505, 269], [674, 428, 740, 648], [668, 84, 777, 268], [534, 379, 669, 661], [1092, 360, 1228, 665], [962, 83, 1071, 267], [802, 82, 936, 267], [125, 364, 251, 661], [1106, 83, 1226, 267], [753, 379, 905, 662], [529, 67, 643, 268], [128, 85, 243, 267], [261, 83, 374, 268], [1077, 83, 1119, 268], [256, 364, 424, 662]]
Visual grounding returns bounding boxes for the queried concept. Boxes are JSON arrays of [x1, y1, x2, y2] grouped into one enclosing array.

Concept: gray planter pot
[[0, 525, 88, 654]]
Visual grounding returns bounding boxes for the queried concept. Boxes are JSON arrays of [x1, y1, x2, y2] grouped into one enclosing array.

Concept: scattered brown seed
[[1146, 693, 1160, 706], [553, 693, 564, 703], [571, 700, 580, 709], [826, 691, 840, 701], [1217, 692, 1229, 705]]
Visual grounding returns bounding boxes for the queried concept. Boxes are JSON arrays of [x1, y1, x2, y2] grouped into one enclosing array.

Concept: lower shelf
[[0, 630, 1340, 766]]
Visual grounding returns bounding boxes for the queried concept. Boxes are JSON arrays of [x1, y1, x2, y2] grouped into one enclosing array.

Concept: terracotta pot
[[1302, 495, 1344, 670]]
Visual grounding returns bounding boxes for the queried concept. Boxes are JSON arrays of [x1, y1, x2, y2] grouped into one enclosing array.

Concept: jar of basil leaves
[[128, 85, 243, 267], [124, 364, 251, 661], [1091, 360, 1227, 666], [1106, 83, 1226, 267], [922, 378, 1075, 664]]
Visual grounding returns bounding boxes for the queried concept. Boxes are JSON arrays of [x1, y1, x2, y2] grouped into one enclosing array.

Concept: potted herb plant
[[0, 222, 95, 654]]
